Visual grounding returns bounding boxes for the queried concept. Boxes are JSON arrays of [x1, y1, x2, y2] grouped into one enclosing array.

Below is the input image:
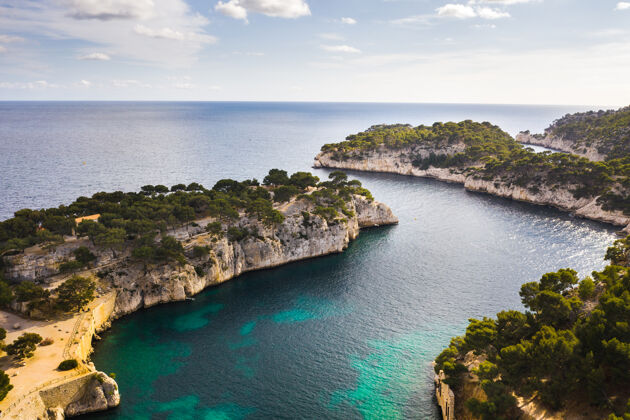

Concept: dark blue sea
[[0, 102, 617, 419]]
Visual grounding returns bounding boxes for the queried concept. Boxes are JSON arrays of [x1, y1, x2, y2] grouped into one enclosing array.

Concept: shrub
[[227, 227, 249, 242], [73, 246, 96, 265], [578, 277, 596, 300], [58, 359, 78, 371], [40, 337, 54, 346], [0, 370, 12, 401], [194, 266, 205, 277], [192, 246, 209, 259], [59, 260, 84, 273], [6, 333, 43, 360]]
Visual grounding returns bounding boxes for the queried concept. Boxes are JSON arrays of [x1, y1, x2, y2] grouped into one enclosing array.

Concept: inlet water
[[0, 102, 617, 419]]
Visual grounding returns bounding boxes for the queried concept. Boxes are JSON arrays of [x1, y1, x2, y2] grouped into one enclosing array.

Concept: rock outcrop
[[314, 149, 630, 233], [516, 132, 606, 161], [108, 194, 398, 317], [64, 373, 120, 417]]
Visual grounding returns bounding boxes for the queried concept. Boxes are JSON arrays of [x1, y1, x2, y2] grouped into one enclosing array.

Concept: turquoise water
[[0, 102, 617, 419]]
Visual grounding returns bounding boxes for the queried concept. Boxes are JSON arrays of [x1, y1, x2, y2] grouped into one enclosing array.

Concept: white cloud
[[436, 4, 477, 19], [0, 0, 216, 67], [341, 17, 357, 24], [0, 80, 59, 89], [63, 0, 155, 20], [470, 0, 539, 4], [134, 24, 217, 43], [215, 1, 248, 20], [321, 44, 361, 54], [0, 46, 6, 53], [0, 35, 25, 43], [435, 4, 510, 20], [215, 0, 311, 21], [78, 52, 111, 60], [616, 2, 630, 10], [77, 79, 92, 87], [476, 7, 510, 19]]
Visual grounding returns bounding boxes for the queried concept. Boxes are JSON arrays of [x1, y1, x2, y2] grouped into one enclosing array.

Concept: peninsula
[[0, 170, 397, 419], [314, 114, 630, 234]]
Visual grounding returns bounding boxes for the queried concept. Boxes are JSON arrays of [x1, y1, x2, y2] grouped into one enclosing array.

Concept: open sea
[[0, 102, 618, 419]]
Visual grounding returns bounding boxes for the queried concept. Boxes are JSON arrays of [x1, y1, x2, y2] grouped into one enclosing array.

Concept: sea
[[0, 102, 618, 419]]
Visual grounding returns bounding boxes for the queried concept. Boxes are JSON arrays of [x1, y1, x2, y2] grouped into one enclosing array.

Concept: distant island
[[314, 112, 630, 234], [0, 170, 397, 419]]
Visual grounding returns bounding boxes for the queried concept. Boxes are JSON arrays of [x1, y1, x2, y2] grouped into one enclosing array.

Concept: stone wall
[[435, 371, 455, 420]]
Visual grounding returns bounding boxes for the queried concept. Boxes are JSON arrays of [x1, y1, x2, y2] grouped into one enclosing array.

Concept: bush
[[0, 370, 12, 401], [58, 359, 78, 371], [227, 227, 249, 242], [578, 277, 596, 300], [59, 260, 84, 273], [192, 246, 209, 259], [6, 333, 43, 360], [194, 266, 205, 276], [40, 337, 54, 346], [73, 246, 96, 265]]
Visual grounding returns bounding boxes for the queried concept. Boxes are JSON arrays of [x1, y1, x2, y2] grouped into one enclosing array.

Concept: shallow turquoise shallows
[[0, 102, 617, 419]]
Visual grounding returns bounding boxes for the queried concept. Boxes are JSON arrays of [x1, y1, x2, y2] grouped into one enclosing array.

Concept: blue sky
[[0, 0, 629, 104]]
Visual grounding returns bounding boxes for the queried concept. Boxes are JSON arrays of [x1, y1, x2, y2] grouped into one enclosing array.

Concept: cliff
[[515, 106, 630, 161], [1, 193, 397, 418], [314, 149, 630, 233], [516, 132, 606, 161]]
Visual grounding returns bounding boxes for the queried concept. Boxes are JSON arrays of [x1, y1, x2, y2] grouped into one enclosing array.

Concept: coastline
[[314, 151, 630, 235], [0, 194, 398, 419]]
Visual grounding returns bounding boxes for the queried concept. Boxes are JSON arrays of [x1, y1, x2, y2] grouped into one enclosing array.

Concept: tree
[[6, 332, 42, 360], [289, 172, 319, 189], [273, 185, 299, 203], [329, 171, 348, 185], [0, 370, 12, 401], [73, 246, 96, 266], [55, 276, 95, 312], [93, 228, 126, 257], [154, 185, 169, 194], [14, 281, 50, 303], [170, 183, 186, 192], [0, 280, 13, 307], [263, 169, 289, 186], [578, 277, 596, 300]]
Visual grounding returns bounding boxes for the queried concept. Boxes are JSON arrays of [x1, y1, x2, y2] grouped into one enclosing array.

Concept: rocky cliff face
[[314, 150, 630, 233], [516, 132, 606, 161], [109, 194, 397, 317]]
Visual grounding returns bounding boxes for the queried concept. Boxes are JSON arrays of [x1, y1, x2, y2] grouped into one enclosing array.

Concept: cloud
[[134, 24, 217, 43], [78, 52, 111, 60], [470, 0, 539, 4], [0, 46, 6, 53], [341, 17, 357, 24], [0, 0, 216, 67], [435, 3, 510, 20], [215, 0, 311, 21], [436, 4, 477, 19], [112, 79, 151, 88], [63, 0, 155, 20], [476, 7, 510, 19], [77, 79, 92, 87], [0, 35, 25, 43], [321, 44, 361, 54], [0, 80, 59, 89], [616, 2, 630, 10]]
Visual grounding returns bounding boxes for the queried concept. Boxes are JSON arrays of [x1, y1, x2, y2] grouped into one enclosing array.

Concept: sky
[[0, 0, 629, 105]]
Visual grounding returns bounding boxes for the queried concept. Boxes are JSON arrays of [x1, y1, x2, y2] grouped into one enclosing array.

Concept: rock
[[314, 149, 630, 232], [13, 323, 20, 329], [46, 406, 65, 420], [64, 373, 119, 417]]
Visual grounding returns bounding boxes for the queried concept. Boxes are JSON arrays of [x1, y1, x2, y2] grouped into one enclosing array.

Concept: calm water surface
[[0, 102, 617, 419]]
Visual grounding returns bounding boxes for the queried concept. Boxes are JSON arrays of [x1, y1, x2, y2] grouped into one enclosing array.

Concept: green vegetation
[[58, 359, 79, 371], [0, 170, 371, 256], [55, 276, 95, 312], [0, 370, 12, 401], [6, 332, 42, 360], [435, 236, 630, 418], [542, 106, 630, 160], [322, 121, 630, 216]]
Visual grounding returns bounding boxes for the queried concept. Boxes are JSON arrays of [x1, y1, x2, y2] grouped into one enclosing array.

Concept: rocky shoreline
[[515, 132, 606, 161], [1, 194, 398, 418], [314, 149, 630, 235]]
